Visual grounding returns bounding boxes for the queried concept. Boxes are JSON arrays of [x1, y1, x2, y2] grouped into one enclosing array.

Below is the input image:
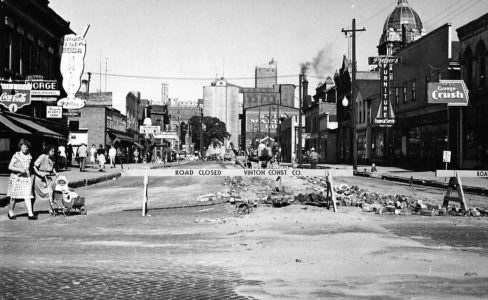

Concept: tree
[[188, 115, 230, 152]]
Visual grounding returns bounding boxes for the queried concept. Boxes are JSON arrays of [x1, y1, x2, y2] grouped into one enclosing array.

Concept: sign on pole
[[443, 150, 451, 163], [374, 63, 396, 127]]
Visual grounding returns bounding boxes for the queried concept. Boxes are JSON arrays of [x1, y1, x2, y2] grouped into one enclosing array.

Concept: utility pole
[[105, 57, 108, 92], [297, 74, 303, 163], [200, 105, 203, 157], [342, 18, 365, 171]]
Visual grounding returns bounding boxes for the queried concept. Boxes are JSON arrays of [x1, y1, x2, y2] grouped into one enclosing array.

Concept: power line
[[86, 72, 323, 81], [424, 0, 479, 29]]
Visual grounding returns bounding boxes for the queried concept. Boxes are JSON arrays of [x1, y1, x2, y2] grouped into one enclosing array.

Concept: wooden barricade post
[[142, 170, 148, 216], [442, 172, 467, 211], [325, 170, 337, 212]]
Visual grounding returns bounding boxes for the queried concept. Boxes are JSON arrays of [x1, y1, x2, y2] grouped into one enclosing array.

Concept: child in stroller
[[50, 175, 86, 215]]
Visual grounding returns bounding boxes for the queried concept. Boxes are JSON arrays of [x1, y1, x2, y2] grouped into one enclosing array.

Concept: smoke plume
[[300, 43, 335, 77]]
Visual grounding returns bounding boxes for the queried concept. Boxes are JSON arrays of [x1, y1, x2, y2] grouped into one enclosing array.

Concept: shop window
[[476, 41, 486, 88], [69, 121, 79, 131]]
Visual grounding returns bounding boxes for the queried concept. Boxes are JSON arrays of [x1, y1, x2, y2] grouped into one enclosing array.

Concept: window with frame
[[403, 83, 407, 103], [412, 81, 416, 102]]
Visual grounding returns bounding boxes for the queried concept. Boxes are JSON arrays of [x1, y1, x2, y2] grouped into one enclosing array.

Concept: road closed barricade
[[126, 168, 354, 216], [435, 170, 488, 212]]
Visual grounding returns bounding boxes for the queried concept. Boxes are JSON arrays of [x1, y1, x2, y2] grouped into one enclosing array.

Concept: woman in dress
[[33, 145, 58, 214], [7, 139, 36, 220]]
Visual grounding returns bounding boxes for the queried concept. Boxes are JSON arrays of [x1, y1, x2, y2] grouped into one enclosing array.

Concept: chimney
[[302, 76, 309, 108]]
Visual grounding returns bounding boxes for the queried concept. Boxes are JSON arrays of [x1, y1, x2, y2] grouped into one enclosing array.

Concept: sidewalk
[[0, 160, 190, 207]]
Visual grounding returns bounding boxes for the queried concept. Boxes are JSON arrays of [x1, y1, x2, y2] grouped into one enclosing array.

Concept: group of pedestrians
[[76, 144, 122, 172], [7, 139, 58, 220]]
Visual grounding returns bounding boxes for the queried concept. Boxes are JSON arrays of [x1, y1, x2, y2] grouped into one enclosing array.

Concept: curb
[[0, 172, 122, 207], [354, 171, 488, 196]]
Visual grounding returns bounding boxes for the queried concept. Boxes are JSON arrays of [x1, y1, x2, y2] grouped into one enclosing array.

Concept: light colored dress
[[33, 154, 55, 202], [7, 152, 33, 199]]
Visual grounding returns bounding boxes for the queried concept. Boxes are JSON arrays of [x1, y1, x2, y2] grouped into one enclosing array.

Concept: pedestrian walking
[[33, 145, 57, 214], [66, 143, 73, 167], [97, 144, 106, 171], [89, 144, 97, 168], [309, 148, 319, 169], [7, 139, 36, 220], [58, 144, 67, 170], [77, 143, 88, 171], [134, 148, 139, 163], [116, 147, 124, 169], [108, 145, 116, 168]]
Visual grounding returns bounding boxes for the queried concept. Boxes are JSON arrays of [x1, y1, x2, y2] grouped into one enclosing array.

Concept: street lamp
[[342, 95, 349, 107]]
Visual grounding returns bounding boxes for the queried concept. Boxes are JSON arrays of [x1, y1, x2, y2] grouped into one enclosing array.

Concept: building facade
[[456, 12, 488, 168], [0, 0, 73, 170], [255, 59, 277, 88]]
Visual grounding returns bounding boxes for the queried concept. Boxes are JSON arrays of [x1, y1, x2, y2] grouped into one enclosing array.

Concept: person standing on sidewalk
[[89, 144, 97, 168], [7, 139, 36, 220], [58, 144, 67, 171], [33, 145, 57, 215], [108, 145, 116, 168], [77, 143, 88, 172], [309, 148, 320, 169], [66, 143, 73, 167]]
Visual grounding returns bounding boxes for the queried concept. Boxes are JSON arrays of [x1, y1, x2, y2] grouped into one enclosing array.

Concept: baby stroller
[[50, 176, 87, 216]]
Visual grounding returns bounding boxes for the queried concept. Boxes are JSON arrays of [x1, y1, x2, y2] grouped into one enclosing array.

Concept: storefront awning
[[6, 115, 64, 138], [108, 132, 133, 143], [0, 114, 32, 135]]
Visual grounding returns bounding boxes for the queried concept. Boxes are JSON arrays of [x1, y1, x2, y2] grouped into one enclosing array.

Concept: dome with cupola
[[378, 0, 426, 55]]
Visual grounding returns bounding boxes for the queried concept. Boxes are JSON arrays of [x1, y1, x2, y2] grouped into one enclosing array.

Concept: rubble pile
[[299, 178, 488, 217]]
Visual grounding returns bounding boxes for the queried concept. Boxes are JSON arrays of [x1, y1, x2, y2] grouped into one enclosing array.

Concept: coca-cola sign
[[0, 83, 32, 112]]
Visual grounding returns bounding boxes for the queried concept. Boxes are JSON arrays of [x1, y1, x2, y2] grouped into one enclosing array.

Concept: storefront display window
[[357, 131, 367, 159], [372, 131, 384, 158]]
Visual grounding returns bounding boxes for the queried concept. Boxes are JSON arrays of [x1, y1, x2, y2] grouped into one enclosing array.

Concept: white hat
[[311, 148, 315, 151]]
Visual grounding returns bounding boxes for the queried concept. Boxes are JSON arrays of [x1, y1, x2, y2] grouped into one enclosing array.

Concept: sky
[[49, 0, 488, 114]]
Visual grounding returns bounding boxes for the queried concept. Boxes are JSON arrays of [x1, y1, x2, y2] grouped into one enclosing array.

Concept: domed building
[[378, 0, 426, 55]]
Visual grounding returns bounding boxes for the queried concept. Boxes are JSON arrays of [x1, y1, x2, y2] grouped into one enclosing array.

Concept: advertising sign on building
[[0, 83, 31, 113], [139, 125, 161, 135], [106, 114, 127, 133], [58, 26, 89, 110], [368, 56, 402, 65], [427, 80, 469, 106], [374, 64, 396, 127], [46, 106, 62, 118], [28, 80, 60, 101]]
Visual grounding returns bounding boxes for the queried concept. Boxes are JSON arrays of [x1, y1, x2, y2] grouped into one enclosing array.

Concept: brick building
[[0, 0, 73, 170]]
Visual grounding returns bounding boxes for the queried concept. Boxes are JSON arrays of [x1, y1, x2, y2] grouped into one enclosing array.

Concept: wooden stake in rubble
[[325, 170, 337, 212], [442, 172, 467, 212], [142, 170, 149, 216]]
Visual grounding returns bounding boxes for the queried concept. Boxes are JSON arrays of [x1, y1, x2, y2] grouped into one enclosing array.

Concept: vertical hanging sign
[[58, 25, 90, 110], [369, 56, 399, 127]]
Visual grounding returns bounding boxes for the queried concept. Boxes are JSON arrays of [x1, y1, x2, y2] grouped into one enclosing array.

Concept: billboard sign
[[46, 106, 62, 118], [427, 80, 469, 106], [0, 83, 31, 112]]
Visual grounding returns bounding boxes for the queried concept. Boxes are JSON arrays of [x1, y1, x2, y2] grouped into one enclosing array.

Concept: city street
[[1, 161, 488, 299]]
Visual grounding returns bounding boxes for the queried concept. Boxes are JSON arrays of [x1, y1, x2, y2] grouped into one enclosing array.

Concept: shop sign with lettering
[[46, 106, 62, 118], [374, 64, 395, 127], [58, 34, 87, 109], [368, 56, 402, 65], [0, 83, 31, 113], [427, 80, 469, 106], [27, 80, 60, 97]]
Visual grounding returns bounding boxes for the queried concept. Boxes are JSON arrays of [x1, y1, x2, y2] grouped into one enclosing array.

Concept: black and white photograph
[[1, 0, 488, 298]]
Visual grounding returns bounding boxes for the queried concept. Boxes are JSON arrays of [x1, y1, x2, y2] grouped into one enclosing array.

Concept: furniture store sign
[[427, 80, 469, 106]]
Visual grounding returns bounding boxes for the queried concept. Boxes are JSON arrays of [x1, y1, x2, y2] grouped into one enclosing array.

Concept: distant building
[[203, 78, 241, 147], [160, 83, 168, 104], [255, 59, 277, 88], [378, 0, 426, 55]]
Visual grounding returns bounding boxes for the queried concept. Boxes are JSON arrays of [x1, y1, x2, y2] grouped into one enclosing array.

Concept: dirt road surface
[[1, 163, 487, 299]]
